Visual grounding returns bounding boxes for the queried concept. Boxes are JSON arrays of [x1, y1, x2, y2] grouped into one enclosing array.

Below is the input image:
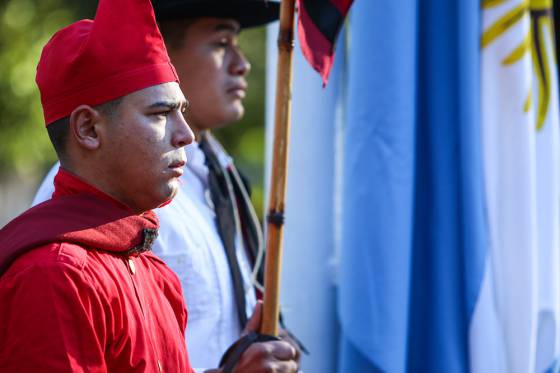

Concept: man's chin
[[193, 106, 245, 130], [153, 181, 179, 208], [225, 110, 244, 126], [155, 189, 177, 209], [223, 101, 244, 122], [167, 181, 180, 199]]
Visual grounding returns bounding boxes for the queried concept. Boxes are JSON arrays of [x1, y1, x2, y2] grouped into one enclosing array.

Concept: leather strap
[[199, 133, 248, 327]]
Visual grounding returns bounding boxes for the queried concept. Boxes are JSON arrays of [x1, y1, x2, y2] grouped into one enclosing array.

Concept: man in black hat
[[33, 1, 301, 372]]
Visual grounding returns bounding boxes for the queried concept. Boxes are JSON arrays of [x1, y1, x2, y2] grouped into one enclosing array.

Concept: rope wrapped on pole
[[261, 0, 296, 336]]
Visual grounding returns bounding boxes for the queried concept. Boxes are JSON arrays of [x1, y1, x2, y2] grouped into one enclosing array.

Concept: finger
[[276, 360, 299, 373], [242, 300, 263, 334], [267, 340, 297, 361], [278, 329, 301, 360]]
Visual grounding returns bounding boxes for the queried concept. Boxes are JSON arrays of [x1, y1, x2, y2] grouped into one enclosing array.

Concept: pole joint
[[267, 210, 285, 227], [277, 30, 294, 51]]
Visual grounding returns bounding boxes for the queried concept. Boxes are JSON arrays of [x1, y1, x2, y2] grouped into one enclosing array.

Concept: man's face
[[99, 82, 193, 212], [167, 18, 250, 132]]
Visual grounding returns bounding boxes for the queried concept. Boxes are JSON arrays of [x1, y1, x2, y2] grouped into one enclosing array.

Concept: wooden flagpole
[[261, 0, 297, 336]]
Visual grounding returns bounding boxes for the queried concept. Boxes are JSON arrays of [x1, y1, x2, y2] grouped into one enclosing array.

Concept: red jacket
[[0, 169, 194, 372]]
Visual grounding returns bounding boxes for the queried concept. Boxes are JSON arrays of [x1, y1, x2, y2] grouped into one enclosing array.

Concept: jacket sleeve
[[0, 247, 108, 372]]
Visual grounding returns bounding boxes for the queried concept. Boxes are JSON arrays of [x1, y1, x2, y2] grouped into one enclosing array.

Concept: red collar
[[0, 169, 159, 276]]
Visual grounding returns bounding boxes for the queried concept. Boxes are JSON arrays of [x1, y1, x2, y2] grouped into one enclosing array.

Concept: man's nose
[[172, 113, 194, 148], [230, 47, 251, 76]]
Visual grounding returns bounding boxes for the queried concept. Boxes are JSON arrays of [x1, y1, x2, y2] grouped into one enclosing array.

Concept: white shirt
[[155, 142, 257, 370], [32, 142, 258, 371]]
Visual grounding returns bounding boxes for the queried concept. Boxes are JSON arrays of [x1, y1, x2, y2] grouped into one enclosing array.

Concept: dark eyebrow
[[213, 22, 240, 34], [149, 99, 188, 111]]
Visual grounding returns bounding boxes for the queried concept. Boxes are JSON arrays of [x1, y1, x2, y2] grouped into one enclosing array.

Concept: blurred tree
[[0, 0, 95, 176], [0, 0, 267, 218]]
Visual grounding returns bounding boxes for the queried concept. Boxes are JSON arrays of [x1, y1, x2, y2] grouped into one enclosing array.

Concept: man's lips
[[168, 160, 186, 176], [227, 83, 247, 99]]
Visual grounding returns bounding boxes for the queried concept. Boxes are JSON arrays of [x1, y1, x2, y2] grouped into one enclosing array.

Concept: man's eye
[[214, 39, 229, 48], [154, 111, 170, 117]]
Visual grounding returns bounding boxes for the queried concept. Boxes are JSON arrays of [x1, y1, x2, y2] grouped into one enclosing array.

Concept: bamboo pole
[[261, 0, 296, 336]]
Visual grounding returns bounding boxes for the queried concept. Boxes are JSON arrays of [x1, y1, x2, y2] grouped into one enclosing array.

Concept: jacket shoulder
[[2, 242, 88, 279]]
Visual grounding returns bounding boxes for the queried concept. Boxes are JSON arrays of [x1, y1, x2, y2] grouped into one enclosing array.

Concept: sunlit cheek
[[143, 126, 166, 143], [213, 52, 225, 69]]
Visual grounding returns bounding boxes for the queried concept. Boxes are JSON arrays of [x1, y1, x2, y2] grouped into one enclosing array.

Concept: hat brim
[[154, 1, 280, 29]]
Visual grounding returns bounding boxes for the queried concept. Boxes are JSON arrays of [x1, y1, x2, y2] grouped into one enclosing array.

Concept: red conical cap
[[36, 0, 179, 125]]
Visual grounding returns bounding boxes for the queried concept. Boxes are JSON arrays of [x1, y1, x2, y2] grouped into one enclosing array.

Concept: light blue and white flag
[[266, 0, 560, 372]]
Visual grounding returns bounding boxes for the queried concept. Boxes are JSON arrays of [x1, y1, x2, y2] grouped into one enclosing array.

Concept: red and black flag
[[297, 0, 353, 86]]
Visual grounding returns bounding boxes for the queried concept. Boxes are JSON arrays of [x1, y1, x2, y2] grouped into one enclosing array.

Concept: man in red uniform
[[0, 0, 298, 371], [0, 0, 194, 370]]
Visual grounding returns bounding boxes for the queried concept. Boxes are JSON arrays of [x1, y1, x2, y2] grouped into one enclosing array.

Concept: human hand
[[232, 301, 298, 373]]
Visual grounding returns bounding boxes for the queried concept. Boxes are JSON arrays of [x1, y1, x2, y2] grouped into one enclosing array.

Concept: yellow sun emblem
[[482, 0, 556, 130]]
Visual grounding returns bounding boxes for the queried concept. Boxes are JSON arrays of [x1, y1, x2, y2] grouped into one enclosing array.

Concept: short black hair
[[47, 116, 70, 161], [46, 98, 122, 160], [158, 19, 195, 51]]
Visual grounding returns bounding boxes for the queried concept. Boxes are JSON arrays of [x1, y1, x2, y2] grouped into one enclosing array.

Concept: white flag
[[475, 0, 560, 371]]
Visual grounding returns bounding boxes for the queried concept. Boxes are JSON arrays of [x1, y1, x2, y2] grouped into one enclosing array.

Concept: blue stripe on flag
[[338, 1, 487, 372]]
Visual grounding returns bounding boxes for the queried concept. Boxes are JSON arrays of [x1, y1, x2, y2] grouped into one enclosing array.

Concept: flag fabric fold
[[338, 1, 487, 372]]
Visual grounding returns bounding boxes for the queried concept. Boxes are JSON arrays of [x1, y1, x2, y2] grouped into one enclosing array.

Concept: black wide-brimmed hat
[[153, 0, 280, 29]]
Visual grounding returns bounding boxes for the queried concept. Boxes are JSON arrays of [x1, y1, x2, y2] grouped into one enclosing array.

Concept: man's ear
[[68, 105, 103, 150]]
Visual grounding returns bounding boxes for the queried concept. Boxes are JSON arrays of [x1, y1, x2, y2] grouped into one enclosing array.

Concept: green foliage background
[[0, 0, 267, 216]]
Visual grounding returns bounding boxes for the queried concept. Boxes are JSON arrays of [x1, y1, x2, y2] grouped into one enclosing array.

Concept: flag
[[338, 1, 487, 372], [477, 0, 560, 371], [297, 0, 352, 85]]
